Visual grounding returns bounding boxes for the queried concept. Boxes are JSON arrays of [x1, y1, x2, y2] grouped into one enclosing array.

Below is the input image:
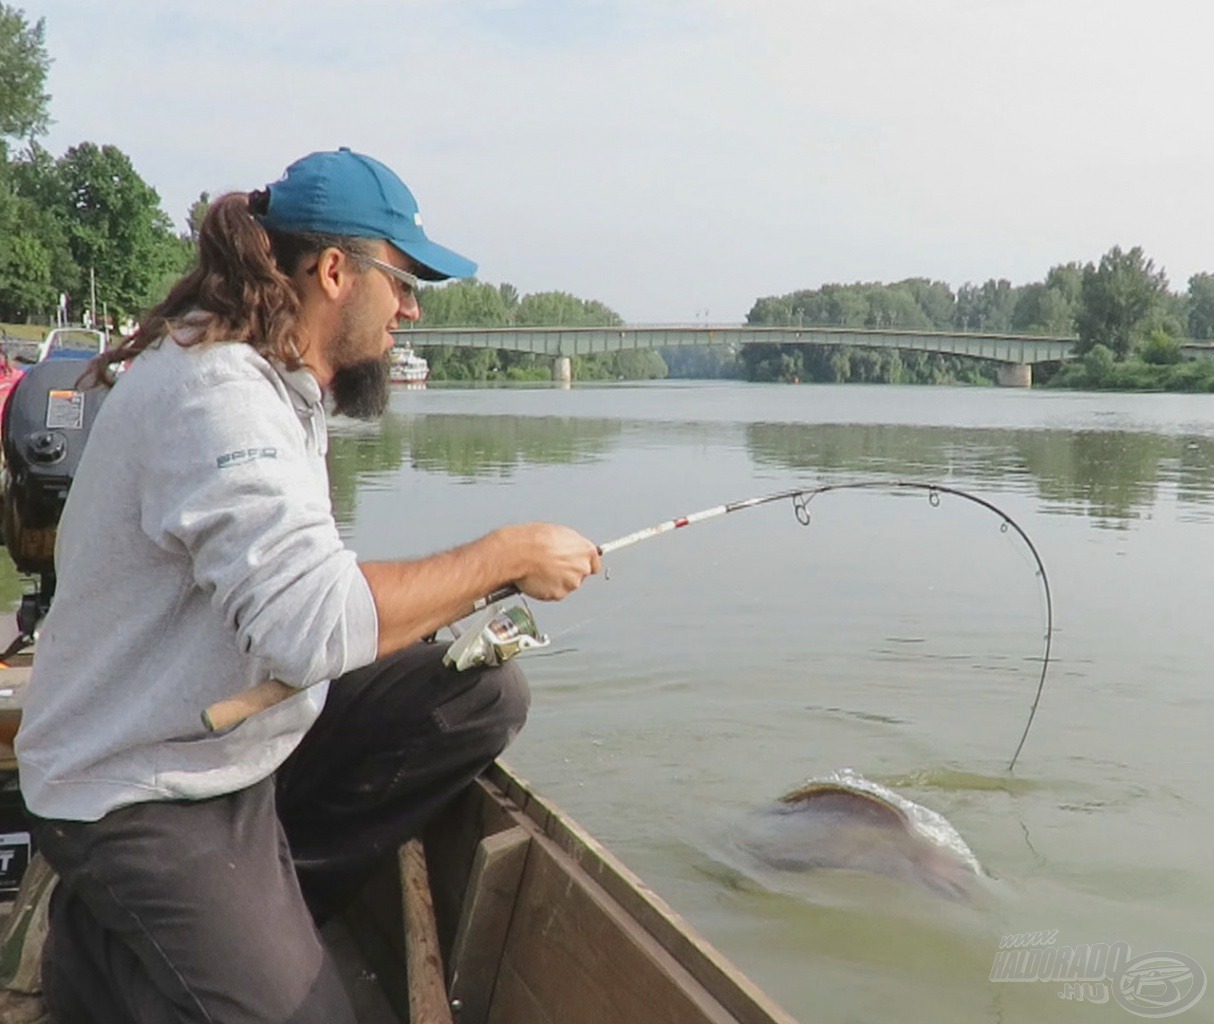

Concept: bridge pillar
[[997, 363, 1032, 388], [553, 356, 572, 384]]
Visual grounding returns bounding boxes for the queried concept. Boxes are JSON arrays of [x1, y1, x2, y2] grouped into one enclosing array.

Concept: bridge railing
[[393, 324, 1078, 365]]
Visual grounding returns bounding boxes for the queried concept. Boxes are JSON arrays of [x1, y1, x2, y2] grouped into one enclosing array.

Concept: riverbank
[[1042, 343, 1214, 392]]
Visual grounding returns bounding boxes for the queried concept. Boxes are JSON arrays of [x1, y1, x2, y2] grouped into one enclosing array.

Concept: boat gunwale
[[478, 760, 800, 1024]]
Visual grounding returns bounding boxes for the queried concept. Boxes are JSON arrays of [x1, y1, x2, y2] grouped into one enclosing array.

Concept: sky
[[19, 0, 1214, 323]]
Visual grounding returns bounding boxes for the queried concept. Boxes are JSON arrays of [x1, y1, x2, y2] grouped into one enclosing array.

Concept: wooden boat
[[343, 760, 799, 1024], [0, 673, 798, 1024]]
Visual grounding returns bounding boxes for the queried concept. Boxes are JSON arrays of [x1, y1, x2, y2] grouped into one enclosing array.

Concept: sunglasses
[[347, 252, 419, 302]]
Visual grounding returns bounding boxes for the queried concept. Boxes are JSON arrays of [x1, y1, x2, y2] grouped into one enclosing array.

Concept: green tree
[[600, 349, 667, 380], [956, 278, 1018, 332], [739, 344, 808, 382], [1044, 262, 1084, 304], [9, 138, 60, 208], [52, 142, 189, 317], [863, 285, 934, 329], [1011, 264, 1081, 335], [186, 191, 210, 243], [1075, 246, 1168, 359], [899, 278, 956, 329], [423, 345, 500, 381], [514, 291, 622, 327], [661, 344, 741, 379], [746, 294, 796, 326], [408, 282, 634, 380], [1016, 287, 1075, 335], [416, 278, 511, 326], [1187, 273, 1214, 340], [1082, 343, 1116, 384], [0, 5, 50, 147], [1140, 329, 1182, 365], [0, 151, 76, 321], [818, 286, 870, 326], [511, 291, 628, 377], [498, 282, 519, 313], [408, 279, 510, 379], [0, 207, 52, 319], [748, 282, 945, 331]]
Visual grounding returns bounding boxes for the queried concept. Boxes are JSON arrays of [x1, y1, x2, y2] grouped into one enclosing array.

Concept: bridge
[[392, 325, 1080, 386]]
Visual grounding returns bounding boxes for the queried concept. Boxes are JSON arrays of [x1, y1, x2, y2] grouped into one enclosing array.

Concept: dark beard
[[330, 355, 390, 420]]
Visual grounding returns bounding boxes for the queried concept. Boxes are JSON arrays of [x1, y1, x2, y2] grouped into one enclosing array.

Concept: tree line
[[743, 251, 1214, 388], [0, 8, 193, 328], [5, 4, 1213, 389], [406, 279, 667, 381], [0, 5, 662, 381]]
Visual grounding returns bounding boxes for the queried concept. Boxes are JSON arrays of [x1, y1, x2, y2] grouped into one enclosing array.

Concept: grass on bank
[[0, 323, 47, 343]]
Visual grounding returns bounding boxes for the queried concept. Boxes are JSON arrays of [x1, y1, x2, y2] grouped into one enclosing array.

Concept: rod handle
[[470, 583, 519, 612], [202, 679, 297, 732], [470, 547, 604, 608]]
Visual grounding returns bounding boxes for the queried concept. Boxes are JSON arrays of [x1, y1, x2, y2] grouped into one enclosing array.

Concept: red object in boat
[[0, 356, 24, 419]]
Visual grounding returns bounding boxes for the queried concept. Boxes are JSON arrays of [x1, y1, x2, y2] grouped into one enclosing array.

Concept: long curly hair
[[88, 190, 375, 384]]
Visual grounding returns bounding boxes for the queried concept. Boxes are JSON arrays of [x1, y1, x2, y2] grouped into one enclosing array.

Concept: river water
[[331, 381, 1214, 1023], [11, 380, 1206, 1022]]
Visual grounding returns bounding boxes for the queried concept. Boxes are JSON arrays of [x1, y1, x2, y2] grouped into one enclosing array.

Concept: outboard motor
[[0, 359, 107, 642]]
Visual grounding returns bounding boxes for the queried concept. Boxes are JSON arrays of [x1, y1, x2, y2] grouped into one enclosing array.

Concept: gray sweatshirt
[[16, 337, 379, 821]]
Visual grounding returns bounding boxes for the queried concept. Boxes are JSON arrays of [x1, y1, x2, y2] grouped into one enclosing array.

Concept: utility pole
[[89, 266, 97, 330]]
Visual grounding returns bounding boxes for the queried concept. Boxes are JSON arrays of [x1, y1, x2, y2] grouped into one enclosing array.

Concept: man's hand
[[361, 521, 602, 658], [497, 522, 602, 601]]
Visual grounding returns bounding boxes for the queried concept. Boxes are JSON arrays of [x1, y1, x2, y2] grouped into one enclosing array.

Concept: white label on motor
[[46, 389, 84, 429]]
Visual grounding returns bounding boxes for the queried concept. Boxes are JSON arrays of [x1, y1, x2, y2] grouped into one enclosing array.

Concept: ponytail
[[89, 191, 320, 384]]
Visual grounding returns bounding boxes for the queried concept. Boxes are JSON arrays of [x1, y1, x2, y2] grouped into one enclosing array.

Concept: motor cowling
[[1, 359, 107, 579]]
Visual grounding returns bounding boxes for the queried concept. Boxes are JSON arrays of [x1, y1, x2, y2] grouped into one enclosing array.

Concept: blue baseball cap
[[260, 148, 476, 281]]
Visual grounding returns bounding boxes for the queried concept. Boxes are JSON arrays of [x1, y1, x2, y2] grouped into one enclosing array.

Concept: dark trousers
[[30, 642, 529, 1024]]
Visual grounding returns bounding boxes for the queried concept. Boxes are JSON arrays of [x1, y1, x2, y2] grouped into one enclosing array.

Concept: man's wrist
[[485, 524, 528, 585]]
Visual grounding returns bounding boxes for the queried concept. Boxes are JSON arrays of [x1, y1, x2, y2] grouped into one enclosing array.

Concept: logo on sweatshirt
[[216, 447, 278, 469]]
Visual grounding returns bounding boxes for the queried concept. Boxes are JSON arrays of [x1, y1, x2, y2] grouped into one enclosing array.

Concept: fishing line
[[789, 481, 1051, 772], [474, 479, 1053, 772]]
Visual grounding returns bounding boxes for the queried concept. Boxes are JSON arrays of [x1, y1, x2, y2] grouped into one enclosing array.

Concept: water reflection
[[327, 412, 622, 525], [746, 422, 1214, 525], [327, 407, 1214, 530], [326, 414, 412, 527], [402, 414, 620, 476]]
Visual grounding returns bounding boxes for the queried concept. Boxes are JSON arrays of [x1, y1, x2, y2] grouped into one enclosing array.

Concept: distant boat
[[34, 327, 107, 365], [389, 343, 429, 385]]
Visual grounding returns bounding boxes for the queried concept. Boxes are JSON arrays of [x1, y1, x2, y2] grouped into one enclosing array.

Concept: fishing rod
[[466, 479, 1050, 769], [203, 481, 1053, 771]]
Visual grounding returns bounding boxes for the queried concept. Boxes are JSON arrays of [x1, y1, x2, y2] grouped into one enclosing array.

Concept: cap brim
[[393, 237, 478, 282]]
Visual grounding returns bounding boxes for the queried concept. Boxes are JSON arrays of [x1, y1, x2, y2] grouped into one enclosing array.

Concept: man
[[15, 148, 601, 1022]]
